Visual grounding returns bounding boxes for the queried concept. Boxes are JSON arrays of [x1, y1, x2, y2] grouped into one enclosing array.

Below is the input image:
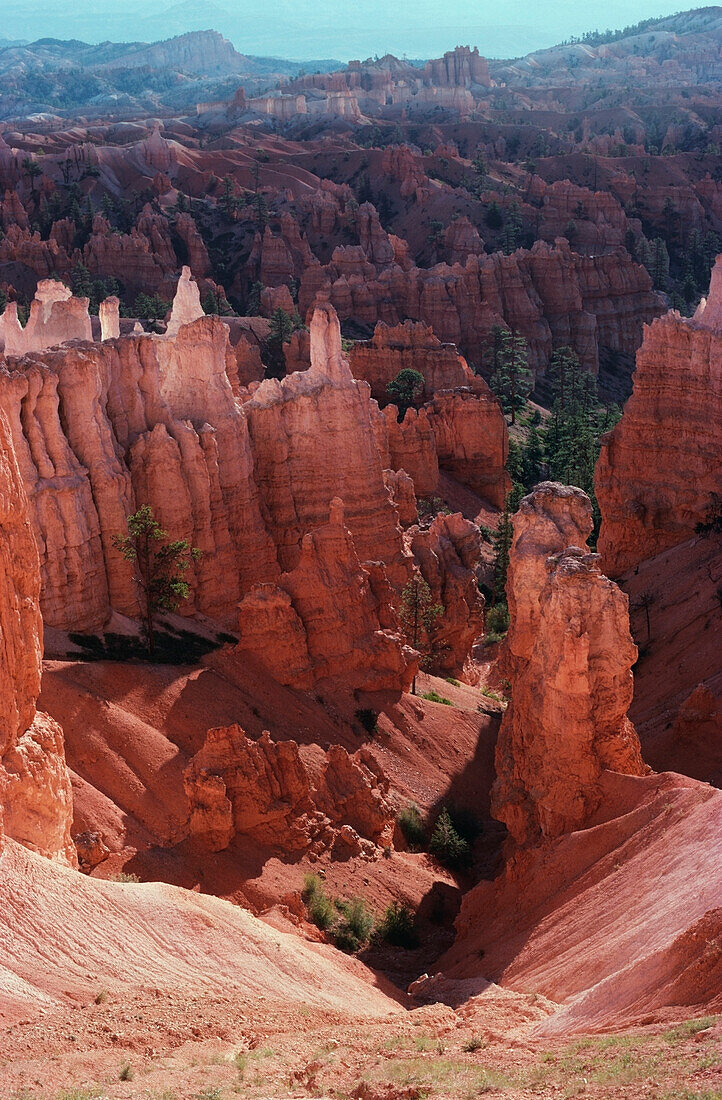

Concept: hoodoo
[[492, 483, 646, 845], [0, 14, 720, 1096]]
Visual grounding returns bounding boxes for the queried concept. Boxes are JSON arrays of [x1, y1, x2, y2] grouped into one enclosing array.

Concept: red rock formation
[[184, 725, 394, 853], [492, 483, 646, 845], [1, 281, 91, 354], [443, 217, 485, 265], [0, 407, 74, 864], [242, 302, 409, 584], [234, 499, 413, 697], [348, 320, 477, 403], [300, 238, 661, 376], [426, 387, 510, 509], [99, 296, 120, 341], [174, 212, 211, 278], [378, 405, 439, 500], [596, 258, 722, 576], [165, 265, 204, 336], [424, 46, 491, 88], [0, 312, 278, 631], [409, 512, 485, 676]]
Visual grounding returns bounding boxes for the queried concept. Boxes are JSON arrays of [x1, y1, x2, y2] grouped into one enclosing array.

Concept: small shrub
[[355, 708, 378, 734], [397, 803, 426, 849], [379, 901, 419, 948], [234, 1051, 248, 1076], [429, 807, 472, 870], [422, 689, 452, 705], [478, 523, 495, 542], [463, 1035, 486, 1052], [334, 897, 374, 953], [302, 873, 335, 931], [485, 604, 509, 636], [119, 1064, 134, 1081], [445, 677, 460, 686], [110, 872, 140, 883], [94, 990, 108, 1005], [417, 495, 452, 520]]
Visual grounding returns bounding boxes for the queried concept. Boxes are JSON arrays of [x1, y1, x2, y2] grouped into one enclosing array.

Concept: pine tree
[[399, 575, 444, 695], [489, 329, 532, 425], [112, 505, 201, 655], [491, 498, 514, 607], [263, 307, 302, 379], [387, 368, 425, 420]]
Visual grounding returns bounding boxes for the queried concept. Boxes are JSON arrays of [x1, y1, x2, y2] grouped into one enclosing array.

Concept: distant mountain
[[0, 30, 342, 120], [490, 5, 722, 83]]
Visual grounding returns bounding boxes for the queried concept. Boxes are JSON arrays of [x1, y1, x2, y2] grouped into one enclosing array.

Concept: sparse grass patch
[[119, 1063, 134, 1081], [445, 677, 461, 686], [397, 802, 426, 849], [333, 896, 375, 953], [462, 1035, 486, 1052], [110, 872, 140, 883], [422, 689, 453, 705], [663, 1015, 716, 1042]]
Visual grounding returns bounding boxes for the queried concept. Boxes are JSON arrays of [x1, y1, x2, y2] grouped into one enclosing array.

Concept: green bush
[[333, 897, 374, 953], [378, 901, 419, 948], [397, 803, 426, 849], [429, 807, 472, 870], [302, 873, 335, 930], [485, 604, 510, 637], [422, 689, 452, 705]]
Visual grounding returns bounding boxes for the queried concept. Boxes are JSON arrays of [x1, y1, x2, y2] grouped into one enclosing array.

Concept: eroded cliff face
[[492, 483, 646, 846], [184, 725, 394, 856], [299, 238, 661, 376], [0, 407, 74, 864], [234, 498, 414, 697], [596, 256, 722, 576], [0, 315, 277, 630], [0, 288, 493, 697], [242, 302, 409, 585]]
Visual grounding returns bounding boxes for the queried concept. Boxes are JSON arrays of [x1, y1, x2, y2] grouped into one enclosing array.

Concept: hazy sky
[[4, 0, 696, 59]]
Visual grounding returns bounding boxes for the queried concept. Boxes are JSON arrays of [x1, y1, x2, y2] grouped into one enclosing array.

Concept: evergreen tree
[[491, 495, 515, 607], [520, 424, 544, 488], [649, 237, 670, 290], [387, 368, 425, 420], [489, 329, 532, 425], [548, 345, 581, 411], [399, 575, 444, 695], [112, 505, 201, 655], [263, 307, 302, 379]]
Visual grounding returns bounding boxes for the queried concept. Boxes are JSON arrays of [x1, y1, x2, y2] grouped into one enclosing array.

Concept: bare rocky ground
[[1, 991, 720, 1100]]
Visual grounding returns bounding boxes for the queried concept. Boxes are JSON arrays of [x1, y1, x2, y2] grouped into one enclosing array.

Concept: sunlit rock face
[[596, 255, 722, 576], [492, 483, 646, 846]]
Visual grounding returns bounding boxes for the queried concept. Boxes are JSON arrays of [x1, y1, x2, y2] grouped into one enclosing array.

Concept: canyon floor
[[2, 988, 719, 1099]]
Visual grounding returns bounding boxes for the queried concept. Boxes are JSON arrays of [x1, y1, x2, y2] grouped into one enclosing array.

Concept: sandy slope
[[0, 839, 402, 1028]]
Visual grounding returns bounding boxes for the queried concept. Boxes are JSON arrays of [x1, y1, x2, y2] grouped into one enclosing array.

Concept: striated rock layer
[[234, 498, 414, 697], [492, 483, 646, 845], [596, 256, 722, 576], [0, 407, 74, 864]]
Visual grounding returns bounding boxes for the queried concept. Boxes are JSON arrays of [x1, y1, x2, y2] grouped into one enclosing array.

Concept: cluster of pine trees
[[486, 334, 621, 635]]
